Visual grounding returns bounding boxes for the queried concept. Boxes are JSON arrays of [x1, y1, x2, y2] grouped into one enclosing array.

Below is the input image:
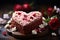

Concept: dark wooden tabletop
[[8, 35, 59, 40]]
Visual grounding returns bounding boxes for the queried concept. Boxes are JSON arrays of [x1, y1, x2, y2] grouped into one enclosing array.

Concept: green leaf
[[44, 17, 50, 23]]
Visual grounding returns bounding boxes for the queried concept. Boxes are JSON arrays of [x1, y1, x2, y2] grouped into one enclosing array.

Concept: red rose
[[48, 18, 60, 30], [13, 4, 22, 11], [47, 7, 53, 16], [23, 3, 31, 11]]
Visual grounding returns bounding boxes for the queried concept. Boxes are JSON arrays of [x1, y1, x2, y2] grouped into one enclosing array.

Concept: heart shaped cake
[[6, 11, 42, 35], [12, 11, 42, 26]]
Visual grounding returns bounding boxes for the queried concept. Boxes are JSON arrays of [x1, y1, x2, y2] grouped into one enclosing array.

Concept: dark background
[[0, 0, 60, 13], [0, 0, 60, 7]]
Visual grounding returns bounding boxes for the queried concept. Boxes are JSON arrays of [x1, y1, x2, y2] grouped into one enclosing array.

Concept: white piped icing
[[12, 11, 42, 26]]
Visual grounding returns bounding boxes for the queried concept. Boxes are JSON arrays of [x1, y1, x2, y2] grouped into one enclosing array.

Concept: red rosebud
[[49, 18, 60, 30], [47, 7, 53, 16], [23, 3, 31, 11], [48, 7, 53, 12], [13, 4, 22, 11]]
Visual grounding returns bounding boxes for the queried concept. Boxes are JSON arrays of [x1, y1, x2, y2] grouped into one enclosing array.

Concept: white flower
[[32, 30, 37, 34], [42, 17, 46, 20], [42, 21, 48, 26], [39, 24, 44, 28], [11, 27, 16, 32], [54, 6, 57, 10], [39, 21, 48, 28], [56, 8, 60, 13], [54, 6, 60, 13], [51, 32, 57, 36]]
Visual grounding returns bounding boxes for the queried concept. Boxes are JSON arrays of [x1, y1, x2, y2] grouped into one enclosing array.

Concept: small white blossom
[[56, 8, 60, 13], [51, 32, 57, 36], [54, 6, 60, 13], [32, 30, 37, 34], [54, 6, 57, 10], [11, 27, 16, 32], [42, 21, 48, 26], [39, 21, 48, 28], [42, 17, 46, 20], [39, 24, 44, 28]]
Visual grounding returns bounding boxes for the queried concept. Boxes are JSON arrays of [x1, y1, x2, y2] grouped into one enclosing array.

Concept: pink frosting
[[12, 11, 42, 26]]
